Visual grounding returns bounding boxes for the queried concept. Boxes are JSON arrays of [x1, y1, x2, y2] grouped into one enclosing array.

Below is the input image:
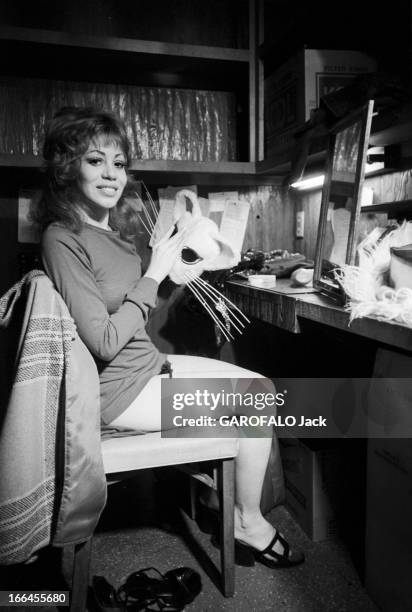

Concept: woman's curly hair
[[34, 106, 141, 240]]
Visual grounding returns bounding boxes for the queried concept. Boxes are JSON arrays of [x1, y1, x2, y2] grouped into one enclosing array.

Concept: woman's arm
[[42, 228, 158, 361]]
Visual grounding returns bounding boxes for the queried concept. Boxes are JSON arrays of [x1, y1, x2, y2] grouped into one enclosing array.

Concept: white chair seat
[[102, 432, 239, 474]]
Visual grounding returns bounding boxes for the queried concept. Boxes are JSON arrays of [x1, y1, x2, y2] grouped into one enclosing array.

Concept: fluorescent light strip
[[290, 175, 325, 190], [291, 162, 385, 191]]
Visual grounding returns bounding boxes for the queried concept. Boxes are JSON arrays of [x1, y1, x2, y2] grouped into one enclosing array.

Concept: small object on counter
[[248, 274, 277, 288], [231, 249, 313, 280], [239, 249, 265, 271], [291, 267, 314, 287], [262, 252, 307, 277]]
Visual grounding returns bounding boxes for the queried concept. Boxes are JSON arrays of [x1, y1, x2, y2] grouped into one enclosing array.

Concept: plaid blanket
[[0, 271, 106, 564]]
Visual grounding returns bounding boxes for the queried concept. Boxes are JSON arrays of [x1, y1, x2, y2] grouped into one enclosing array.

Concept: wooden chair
[[70, 432, 238, 611], [0, 271, 237, 612]]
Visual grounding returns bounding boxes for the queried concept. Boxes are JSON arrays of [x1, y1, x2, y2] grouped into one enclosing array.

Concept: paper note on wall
[[18, 190, 41, 243], [219, 200, 250, 253], [208, 191, 239, 228], [152, 185, 197, 246]]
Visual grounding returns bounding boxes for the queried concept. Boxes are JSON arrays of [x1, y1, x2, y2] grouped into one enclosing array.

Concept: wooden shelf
[[256, 149, 326, 176], [0, 154, 42, 168], [0, 26, 249, 63], [0, 154, 252, 171], [128, 159, 270, 186], [0, 26, 249, 89], [0, 154, 283, 186], [361, 199, 412, 217], [128, 159, 255, 174]]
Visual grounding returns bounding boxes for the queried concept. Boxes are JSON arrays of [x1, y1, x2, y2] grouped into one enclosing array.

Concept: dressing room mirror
[[313, 100, 375, 302]]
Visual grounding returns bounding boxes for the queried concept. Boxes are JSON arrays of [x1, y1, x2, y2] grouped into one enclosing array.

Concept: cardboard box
[[264, 48, 377, 161], [365, 438, 412, 612], [365, 348, 412, 611], [280, 437, 365, 544], [280, 438, 340, 541]]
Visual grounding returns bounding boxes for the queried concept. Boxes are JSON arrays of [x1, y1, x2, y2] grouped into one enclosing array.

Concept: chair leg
[[70, 538, 92, 612], [217, 458, 235, 597]]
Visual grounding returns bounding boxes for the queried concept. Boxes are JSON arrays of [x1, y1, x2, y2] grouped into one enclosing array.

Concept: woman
[[38, 106, 304, 569]]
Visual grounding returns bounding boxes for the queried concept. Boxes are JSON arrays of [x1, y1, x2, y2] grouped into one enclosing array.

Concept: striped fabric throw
[[0, 271, 75, 564]]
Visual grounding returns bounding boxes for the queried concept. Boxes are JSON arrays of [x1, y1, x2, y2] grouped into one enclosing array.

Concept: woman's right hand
[[144, 225, 187, 284]]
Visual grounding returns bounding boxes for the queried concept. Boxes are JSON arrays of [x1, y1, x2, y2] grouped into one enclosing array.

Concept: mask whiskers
[[189, 272, 250, 329], [135, 183, 159, 238], [184, 270, 250, 340], [184, 272, 234, 342]]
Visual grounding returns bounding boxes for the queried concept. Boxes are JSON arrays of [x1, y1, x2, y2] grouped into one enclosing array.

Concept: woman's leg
[[110, 374, 164, 431], [110, 355, 297, 559], [110, 355, 263, 431]]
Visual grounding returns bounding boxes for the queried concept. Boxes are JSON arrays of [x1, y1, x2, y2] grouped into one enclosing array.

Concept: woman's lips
[[98, 186, 118, 196]]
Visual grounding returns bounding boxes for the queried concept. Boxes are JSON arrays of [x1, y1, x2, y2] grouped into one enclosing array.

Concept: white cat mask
[[169, 189, 240, 285], [137, 186, 248, 341]]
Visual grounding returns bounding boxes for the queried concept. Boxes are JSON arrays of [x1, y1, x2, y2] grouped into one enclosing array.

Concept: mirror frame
[[313, 99, 375, 303]]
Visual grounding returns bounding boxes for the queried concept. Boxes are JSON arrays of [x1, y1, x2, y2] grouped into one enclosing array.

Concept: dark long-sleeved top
[[42, 222, 165, 424]]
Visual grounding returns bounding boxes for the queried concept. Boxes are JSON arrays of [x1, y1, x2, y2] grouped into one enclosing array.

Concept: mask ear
[[204, 231, 240, 271], [174, 189, 202, 222]]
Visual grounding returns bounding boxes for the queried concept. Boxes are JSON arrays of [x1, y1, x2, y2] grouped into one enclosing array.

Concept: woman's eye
[[115, 161, 127, 169], [181, 247, 203, 265], [86, 157, 102, 165]]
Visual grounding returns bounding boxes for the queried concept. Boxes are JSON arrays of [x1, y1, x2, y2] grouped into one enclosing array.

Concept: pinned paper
[[209, 191, 239, 212], [219, 199, 250, 253], [208, 191, 239, 228]]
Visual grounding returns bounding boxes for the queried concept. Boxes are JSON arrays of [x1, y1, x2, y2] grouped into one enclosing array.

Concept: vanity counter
[[225, 279, 412, 353]]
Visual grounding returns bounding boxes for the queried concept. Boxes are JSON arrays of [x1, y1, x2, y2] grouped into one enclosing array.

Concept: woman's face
[[78, 138, 127, 218]]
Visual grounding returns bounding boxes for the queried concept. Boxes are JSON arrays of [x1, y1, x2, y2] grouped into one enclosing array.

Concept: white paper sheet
[[219, 199, 250, 253], [207, 191, 239, 229], [208, 191, 239, 212]]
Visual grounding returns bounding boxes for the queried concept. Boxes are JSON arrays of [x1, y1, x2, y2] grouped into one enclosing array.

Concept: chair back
[[0, 271, 106, 564]]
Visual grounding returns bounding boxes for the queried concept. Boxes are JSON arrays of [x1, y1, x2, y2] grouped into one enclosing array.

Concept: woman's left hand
[[144, 225, 187, 284]]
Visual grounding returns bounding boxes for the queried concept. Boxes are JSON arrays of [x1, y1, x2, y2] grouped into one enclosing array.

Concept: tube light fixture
[[291, 148, 385, 192], [290, 175, 325, 190]]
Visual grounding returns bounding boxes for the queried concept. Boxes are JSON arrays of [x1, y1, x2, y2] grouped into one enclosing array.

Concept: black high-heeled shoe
[[117, 566, 202, 611], [92, 567, 202, 611], [234, 530, 305, 569], [92, 576, 126, 611], [212, 529, 305, 569]]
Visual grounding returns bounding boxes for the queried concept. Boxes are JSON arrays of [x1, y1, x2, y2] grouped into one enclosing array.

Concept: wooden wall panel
[[240, 185, 295, 252], [365, 170, 412, 203], [294, 189, 320, 261]]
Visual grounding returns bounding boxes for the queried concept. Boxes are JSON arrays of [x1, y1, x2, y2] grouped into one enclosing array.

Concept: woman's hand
[[144, 225, 187, 284]]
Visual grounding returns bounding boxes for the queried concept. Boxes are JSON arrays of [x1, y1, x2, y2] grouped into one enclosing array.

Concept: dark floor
[[89, 507, 379, 612], [1, 472, 379, 612]]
